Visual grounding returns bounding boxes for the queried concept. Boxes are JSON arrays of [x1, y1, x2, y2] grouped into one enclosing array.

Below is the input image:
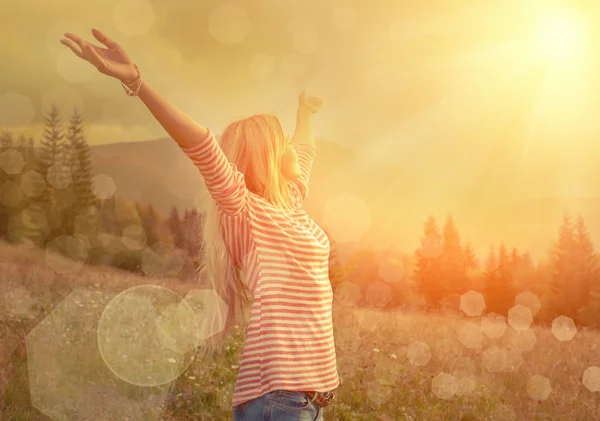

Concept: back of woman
[[60, 28, 339, 420]]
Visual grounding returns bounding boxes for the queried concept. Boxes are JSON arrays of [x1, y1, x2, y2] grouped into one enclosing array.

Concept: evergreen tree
[[0, 130, 13, 150], [499, 243, 517, 310], [136, 202, 159, 246], [97, 195, 117, 234], [510, 247, 520, 269], [113, 196, 142, 234], [522, 251, 534, 270], [574, 214, 597, 307], [573, 214, 600, 325], [27, 136, 36, 161], [483, 246, 499, 306], [18, 133, 27, 151], [548, 213, 581, 320], [0, 131, 12, 239], [66, 108, 95, 213], [511, 249, 537, 293], [464, 241, 478, 270], [442, 214, 469, 295], [166, 205, 185, 249], [35, 104, 67, 243], [64, 108, 96, 237], [483, 243, 516, 315], [414, 215, 446, 310]]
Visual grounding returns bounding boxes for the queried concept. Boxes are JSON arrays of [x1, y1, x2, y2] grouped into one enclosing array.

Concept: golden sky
[[2, 0, 600, 202]]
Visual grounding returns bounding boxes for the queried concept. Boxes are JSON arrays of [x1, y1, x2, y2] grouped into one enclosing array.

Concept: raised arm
[[60, 29, 248, 216], [290, 92, 322, 202], [138, 81, 248, 215]]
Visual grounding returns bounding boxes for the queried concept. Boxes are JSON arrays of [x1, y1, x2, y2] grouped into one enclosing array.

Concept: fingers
[[60, 33, 107, 72], [64, 32, 86, 50], [60, 38, 83, 58], [92, 28, 118, 49]]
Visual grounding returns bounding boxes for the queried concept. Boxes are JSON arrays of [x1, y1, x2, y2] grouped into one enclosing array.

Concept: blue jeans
[[233, 390, 324, 421]]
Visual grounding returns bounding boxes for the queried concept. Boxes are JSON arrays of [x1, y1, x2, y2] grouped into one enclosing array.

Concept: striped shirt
[[179, 130, 340, 408]]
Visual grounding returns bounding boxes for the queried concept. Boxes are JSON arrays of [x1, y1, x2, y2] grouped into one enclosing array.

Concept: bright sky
[[1, 0, 600, 205]]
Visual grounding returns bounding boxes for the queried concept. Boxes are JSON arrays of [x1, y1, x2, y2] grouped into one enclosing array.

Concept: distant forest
[[1, 104, 599, 329]]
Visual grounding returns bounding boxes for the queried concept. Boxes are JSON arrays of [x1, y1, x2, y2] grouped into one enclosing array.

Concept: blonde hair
[[195, 114, 295, 358]]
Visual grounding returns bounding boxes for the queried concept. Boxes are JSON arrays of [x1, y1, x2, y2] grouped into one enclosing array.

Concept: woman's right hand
[[60, 28, 138, 83]]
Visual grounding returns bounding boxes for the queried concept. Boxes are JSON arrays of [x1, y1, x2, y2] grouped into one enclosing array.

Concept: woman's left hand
[[299, 92, 322, 114]]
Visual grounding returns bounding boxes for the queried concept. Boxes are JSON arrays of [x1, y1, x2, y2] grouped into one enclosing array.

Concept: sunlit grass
[[1, 239, 599, 420]]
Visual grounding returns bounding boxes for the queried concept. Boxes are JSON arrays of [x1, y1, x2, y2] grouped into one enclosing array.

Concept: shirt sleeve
[[289, 142, 317, 204], [179, 130, 249, 216]]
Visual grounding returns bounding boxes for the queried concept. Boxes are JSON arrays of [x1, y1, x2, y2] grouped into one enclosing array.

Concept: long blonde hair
[[195, 114, 295, 358]]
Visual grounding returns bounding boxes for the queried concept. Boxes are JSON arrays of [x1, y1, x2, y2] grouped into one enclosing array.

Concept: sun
[[534, 9, 586, 61]]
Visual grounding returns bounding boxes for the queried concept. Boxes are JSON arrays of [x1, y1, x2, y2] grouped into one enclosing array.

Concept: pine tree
[[68, 108, 95, 212], [442, 214, 469, 296], [64, 108, 96, 237], [499, 243, 517, 310], [35, 104, 67, 243], [574, 214, 597, 307], [18, 133, 27, 151], [166, 205, 185, 249], [0, 130, 13, 150], [97, 195, 117, 234], [27, 136, 36, 161], [136, 202, 160, 246], [0, 131, 12, 239], [483, 243, 516, 315], [548, 213, 581, 320], [573, 214, 600, 325], [483, 246, 499, 308], [37, 104, 65, 181], [113, 196, 142, 234], [522, 251, 534, 270], [510, 247, 520, 269], [464, 241, 478, 270], [511, 249, 537, 293], [414, 215, 446, 310]]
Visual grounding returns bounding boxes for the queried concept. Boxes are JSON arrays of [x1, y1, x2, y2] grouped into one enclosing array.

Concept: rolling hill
[[89, 137, 600, 264]]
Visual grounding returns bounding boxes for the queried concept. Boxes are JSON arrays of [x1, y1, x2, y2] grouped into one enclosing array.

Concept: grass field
[[1, 239, 599, 420]]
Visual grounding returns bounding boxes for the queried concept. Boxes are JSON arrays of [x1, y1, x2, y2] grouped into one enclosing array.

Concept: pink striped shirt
[[179, 130, 339, 408]]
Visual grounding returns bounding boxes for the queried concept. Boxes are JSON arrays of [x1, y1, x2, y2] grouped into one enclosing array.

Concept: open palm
[[60, 29, 137, 82]]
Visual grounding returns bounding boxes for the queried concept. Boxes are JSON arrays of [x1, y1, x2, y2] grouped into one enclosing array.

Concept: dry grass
[[1, 239, 599, 420]]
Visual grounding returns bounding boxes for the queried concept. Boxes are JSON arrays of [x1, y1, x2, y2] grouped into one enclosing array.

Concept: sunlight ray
[[516, 56, 600, 198], [357, 40, 538, 179]]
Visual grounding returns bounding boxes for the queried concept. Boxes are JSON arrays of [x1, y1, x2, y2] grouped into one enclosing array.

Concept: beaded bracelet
[[121, 64, 143, 97]]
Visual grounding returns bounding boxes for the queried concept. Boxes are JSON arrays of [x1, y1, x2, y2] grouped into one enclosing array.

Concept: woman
[[60, 29, 339, 420]]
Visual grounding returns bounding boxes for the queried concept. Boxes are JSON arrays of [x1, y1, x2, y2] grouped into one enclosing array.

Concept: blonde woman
[[61, 29, 339, 420]]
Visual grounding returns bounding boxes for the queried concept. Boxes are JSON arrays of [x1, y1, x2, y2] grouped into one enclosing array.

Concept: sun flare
[[534, 9, 586, 61]]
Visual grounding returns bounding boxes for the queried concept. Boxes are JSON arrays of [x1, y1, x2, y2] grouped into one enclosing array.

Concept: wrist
[[121, 64, 139, 84], [120, 64, 143, 97], [297, 106, 314, 117]]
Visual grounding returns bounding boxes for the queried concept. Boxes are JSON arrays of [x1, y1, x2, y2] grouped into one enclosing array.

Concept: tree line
[[1, 104, 599, 328], [326, 212, 600, 329], [0, 104, 203, 279]]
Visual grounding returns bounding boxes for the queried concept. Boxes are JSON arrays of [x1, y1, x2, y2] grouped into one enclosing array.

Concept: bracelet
[[121, 64, 143, 97]]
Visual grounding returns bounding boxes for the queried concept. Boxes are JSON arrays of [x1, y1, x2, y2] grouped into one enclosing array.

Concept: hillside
[[89, 137, 600, 263]]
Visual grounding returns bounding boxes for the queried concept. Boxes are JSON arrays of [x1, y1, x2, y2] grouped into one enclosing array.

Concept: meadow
[[1, 239, 599, 421]]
